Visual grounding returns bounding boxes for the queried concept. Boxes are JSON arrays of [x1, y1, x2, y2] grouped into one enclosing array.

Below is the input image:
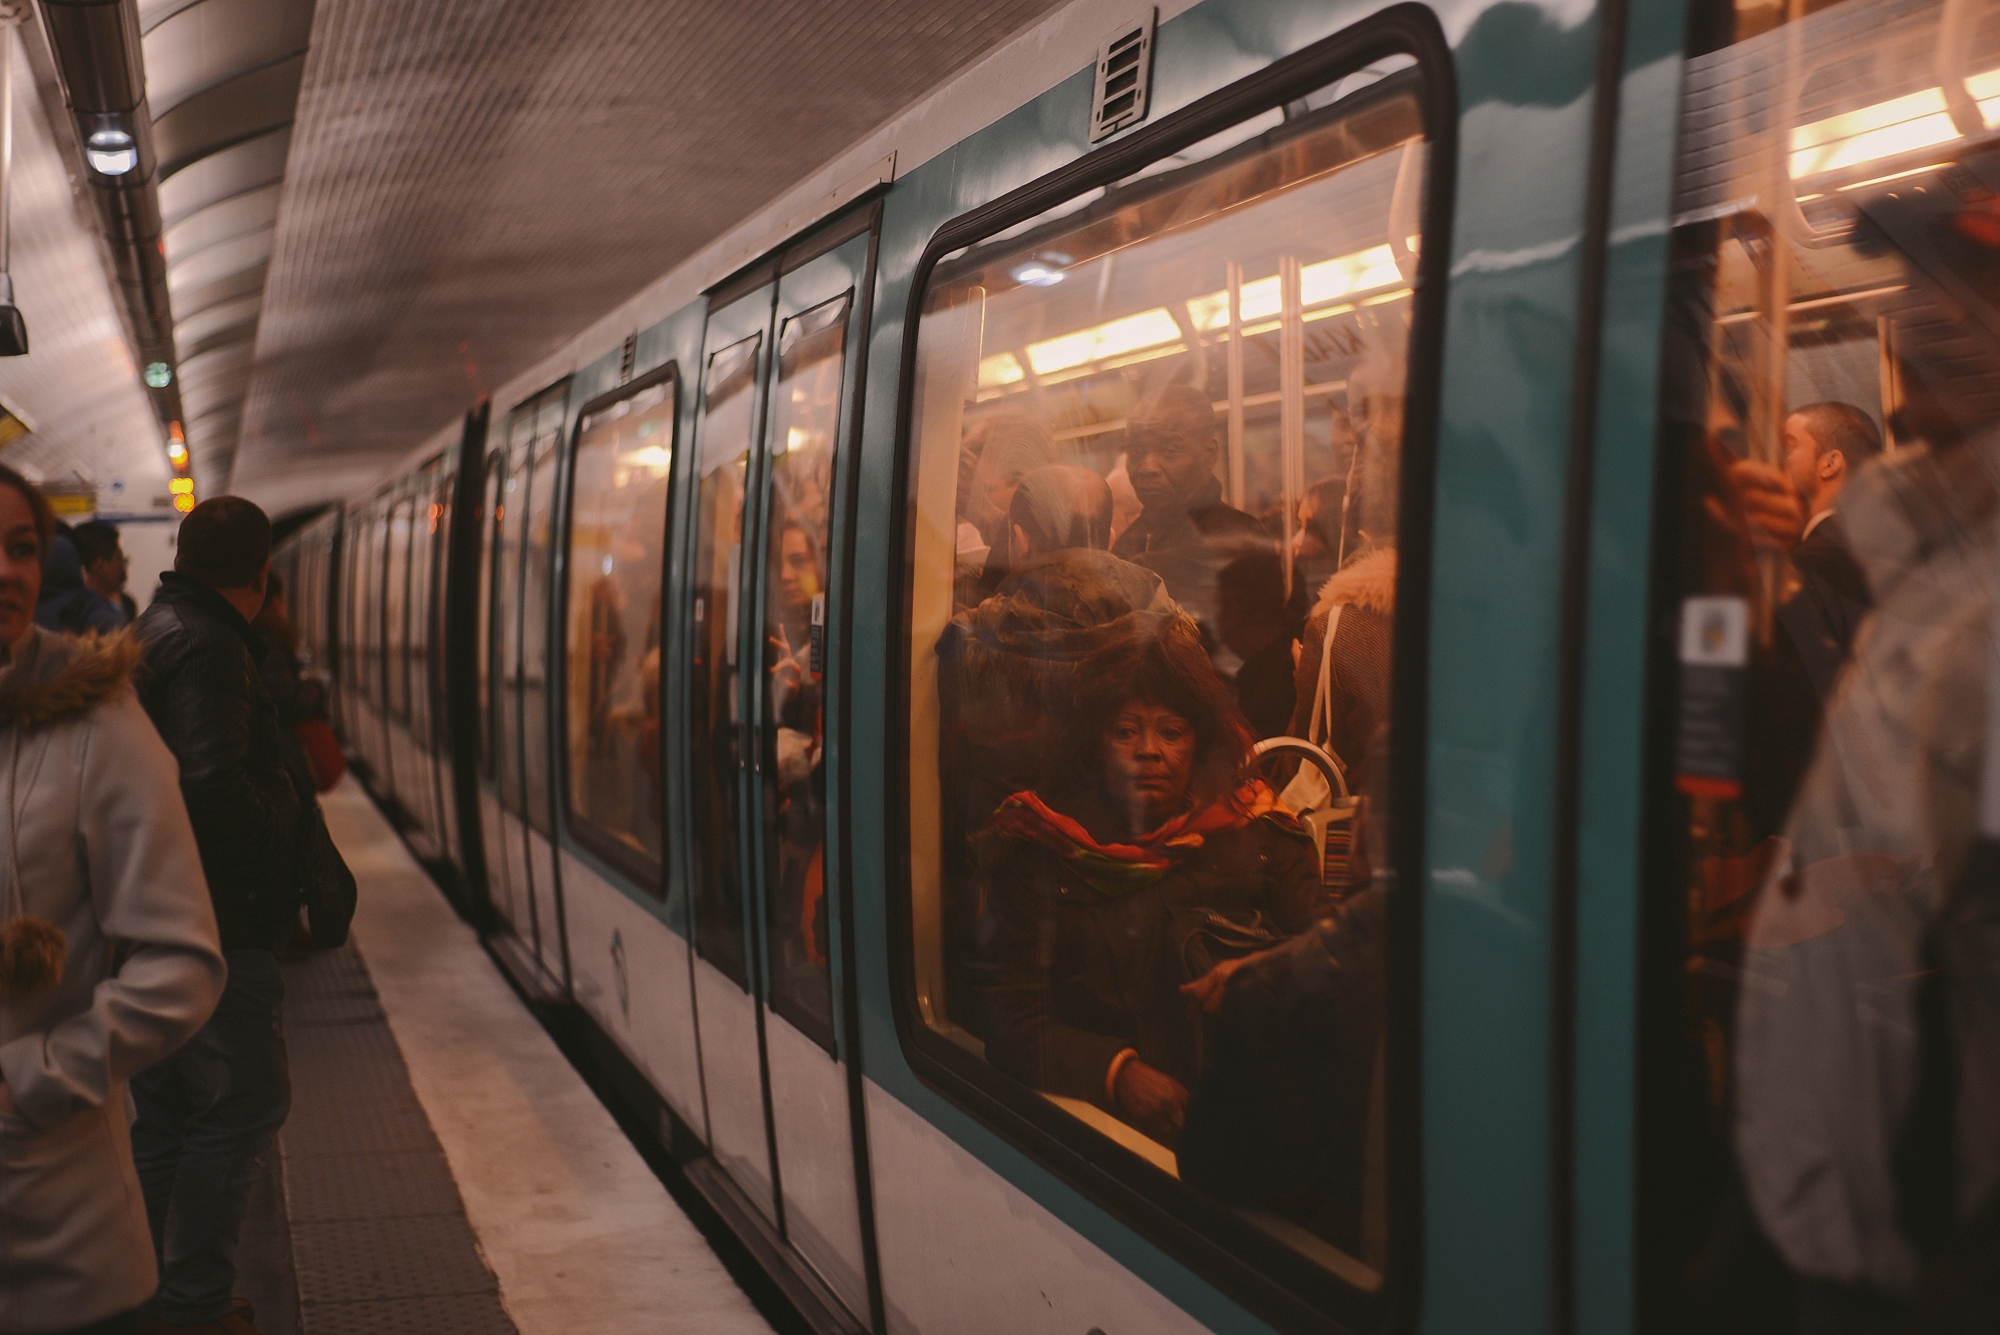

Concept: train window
[[364, 507, 387, 708], [690, 332, 762, 986], [386, 495, 413, 723], [425, 467, 452, 752], [761, 293, 849, 1049], [478, 452, 505, 781], [409, 470, 437, 751], [566, 370, 677, 887], [499, 412, 534, 819], [522, 387, 568, 837], [902, 72, 1428, 1298], [1644, 0, 2000, 1323]]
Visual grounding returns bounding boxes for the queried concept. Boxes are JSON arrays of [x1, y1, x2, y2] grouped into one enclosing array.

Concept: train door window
[[341, 522, 360, 693], [409, 473, 436, 751], [690, 331, 762, 985], [760, 294, 848, 1045], [428, 468, 454, 753], [364, 506, 387, 708], [478, 451, 506, 780], [1643, 0, 2000, 1322], [566, 369, 676, 887], [901, 67, 1434, 1304], [386, 495, 413, 723], [523, 387, 568, 836], [499, 411, 534, 819]]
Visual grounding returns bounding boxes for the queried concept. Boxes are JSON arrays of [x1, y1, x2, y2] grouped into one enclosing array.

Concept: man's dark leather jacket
[[135, 572, 303, 949]]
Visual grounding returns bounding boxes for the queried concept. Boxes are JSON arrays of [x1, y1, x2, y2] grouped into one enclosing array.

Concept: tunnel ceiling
[[225, 0, 1074, 510], [0, 30, 168, 510], [141, 0, 315, 492]]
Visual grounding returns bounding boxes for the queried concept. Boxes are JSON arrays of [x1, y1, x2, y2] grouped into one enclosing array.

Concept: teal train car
[[274, 0, 2000, 1328]]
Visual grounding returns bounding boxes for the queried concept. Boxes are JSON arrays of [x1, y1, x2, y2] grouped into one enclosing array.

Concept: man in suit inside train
[[1111, 383, 1268, 648], [1778, 400, 1882, 695]]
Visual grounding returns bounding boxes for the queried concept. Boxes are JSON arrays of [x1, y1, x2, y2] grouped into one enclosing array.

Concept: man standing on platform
[[129, 497, 302, 1335]]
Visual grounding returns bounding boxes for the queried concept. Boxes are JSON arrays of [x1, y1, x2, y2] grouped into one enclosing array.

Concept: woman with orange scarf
[[978, 614, 1325, 1146]]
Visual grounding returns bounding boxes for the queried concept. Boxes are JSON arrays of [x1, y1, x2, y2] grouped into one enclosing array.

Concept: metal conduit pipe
[[33, 0, 186, 467]]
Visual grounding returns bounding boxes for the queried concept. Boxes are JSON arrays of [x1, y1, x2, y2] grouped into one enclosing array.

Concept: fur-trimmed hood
[[1309, 546, 1396, 619], [0, 627, 141, 732]]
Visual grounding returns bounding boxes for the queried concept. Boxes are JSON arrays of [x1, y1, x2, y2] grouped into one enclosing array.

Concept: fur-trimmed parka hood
[[1310, 546, 1396, 619], [0, 627, 141, 731]]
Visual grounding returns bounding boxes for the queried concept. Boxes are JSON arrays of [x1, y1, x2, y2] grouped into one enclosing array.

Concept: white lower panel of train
[[866, 1081, 1213, 1335], [557, 847, 705, 1139]]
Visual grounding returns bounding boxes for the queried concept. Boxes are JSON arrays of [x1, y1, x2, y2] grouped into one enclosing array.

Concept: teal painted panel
[[1570, 1, 1692, 1329], [575, 348, 623, 408], [831, 0, 1626, 1332]]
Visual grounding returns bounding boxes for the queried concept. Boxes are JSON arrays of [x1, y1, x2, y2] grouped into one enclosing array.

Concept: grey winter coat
[[0, 628, 225, 1334]]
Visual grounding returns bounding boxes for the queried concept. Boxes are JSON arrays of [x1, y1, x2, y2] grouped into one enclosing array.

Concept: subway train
[[269, 0, 2000, 1329]]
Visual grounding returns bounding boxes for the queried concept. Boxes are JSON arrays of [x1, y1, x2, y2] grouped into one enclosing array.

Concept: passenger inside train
[[1653, 2, 2000, 1324], [906, 71, 1424, 1283]]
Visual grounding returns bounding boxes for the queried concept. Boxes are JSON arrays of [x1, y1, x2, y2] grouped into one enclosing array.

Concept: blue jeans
[[130, 949, 290, 1325]]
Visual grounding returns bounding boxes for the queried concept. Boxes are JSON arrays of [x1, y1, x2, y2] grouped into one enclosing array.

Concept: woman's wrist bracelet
[[1105, 1047, 1140, 1106]]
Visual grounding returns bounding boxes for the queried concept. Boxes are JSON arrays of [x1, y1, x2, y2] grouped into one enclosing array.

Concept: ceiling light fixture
[[143, 361, 171, 388], [85, 127, 137, 177]]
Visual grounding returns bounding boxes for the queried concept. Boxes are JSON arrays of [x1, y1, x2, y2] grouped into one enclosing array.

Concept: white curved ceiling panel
[[164, 181, 283, 262], [142, 0, 313, 120]]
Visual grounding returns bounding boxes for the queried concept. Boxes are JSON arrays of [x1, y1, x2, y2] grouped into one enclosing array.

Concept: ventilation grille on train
[[1089, 10, 1156, 143], [620, 334, 637, 384]]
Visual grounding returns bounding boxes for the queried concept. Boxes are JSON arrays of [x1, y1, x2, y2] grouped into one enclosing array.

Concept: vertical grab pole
[[1877, 315, 1901, 457], [1279, 255, 1305, 601], [1226, 261, 1246, 508]]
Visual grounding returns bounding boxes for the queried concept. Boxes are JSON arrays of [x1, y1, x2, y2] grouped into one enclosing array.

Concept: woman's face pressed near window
[[1102, 700, 1197, 833], [0, 486, 40, 646]]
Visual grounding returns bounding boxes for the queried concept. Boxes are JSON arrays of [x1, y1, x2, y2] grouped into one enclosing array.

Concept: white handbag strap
[[1307, 602, 1343, 746]]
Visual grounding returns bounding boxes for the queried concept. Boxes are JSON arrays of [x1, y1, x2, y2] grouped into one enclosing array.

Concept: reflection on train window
[[691, 332, 761, 985], [567, 375, 676, 886], [1647, 0, 2000, 1324], [761, 293, 849, 1050], [523, 392, 566, 836], [905, 82, 1425, 1289]]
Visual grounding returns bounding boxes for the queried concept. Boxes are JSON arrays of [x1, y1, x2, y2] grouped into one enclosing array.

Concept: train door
[[497, 410, 541, 956], [428, 466, 461, 874], [522, 388, 571, 985], [686, 215, 876, 1318], [476, 447, 517, 929]]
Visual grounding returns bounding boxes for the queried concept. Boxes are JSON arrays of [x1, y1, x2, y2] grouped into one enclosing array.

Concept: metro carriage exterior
[[271, 0, 1999, 1329]]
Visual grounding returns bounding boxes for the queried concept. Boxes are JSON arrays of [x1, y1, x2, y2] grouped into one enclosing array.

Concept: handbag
[[296, 717, 345, 792], [1268, 602, 1364, 896]]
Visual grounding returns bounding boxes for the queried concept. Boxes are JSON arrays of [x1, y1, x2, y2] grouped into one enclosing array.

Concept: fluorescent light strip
[[1790, 68, 2000, 179]]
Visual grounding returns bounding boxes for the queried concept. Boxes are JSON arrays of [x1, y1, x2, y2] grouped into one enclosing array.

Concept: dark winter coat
[[981, 796, 1324, 1111], [1111, 476, 1268, 640], [134, 574, 303, 950]]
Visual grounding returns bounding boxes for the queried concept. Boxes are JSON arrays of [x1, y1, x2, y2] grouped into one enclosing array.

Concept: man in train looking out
[[129, 496, 303, 1335], [1111, 383, 1267, 648]]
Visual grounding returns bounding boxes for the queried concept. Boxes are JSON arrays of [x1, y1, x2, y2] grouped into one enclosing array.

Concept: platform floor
[[237, 778, 777, 1335]]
